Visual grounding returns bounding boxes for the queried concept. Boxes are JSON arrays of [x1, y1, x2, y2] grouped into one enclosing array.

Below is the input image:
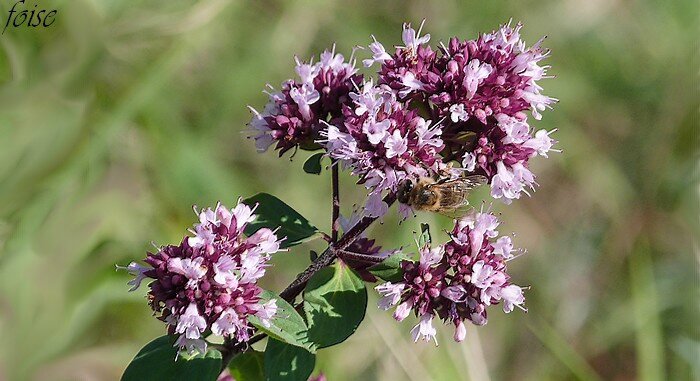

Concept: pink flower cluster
[[120, 200, 283, 354], [323, 81, 452, 217], [368, 20, 558, 204], [249, 20, 556, 214], [374, 21, 555, 122], [375, 210, 525, 344], [249, 47, 362, 155]]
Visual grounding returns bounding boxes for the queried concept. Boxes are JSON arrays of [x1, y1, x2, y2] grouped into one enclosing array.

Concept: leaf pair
[[260, 262, 368, 381]]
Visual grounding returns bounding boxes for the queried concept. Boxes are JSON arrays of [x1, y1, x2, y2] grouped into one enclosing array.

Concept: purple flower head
[[375, 244, 446, 345], [364, 20, 558, 204], [430, 21, 556, 124], [461, 114, 558, 203], [119, 200, 284, 354], [372, 20, 555, 121], [249, 46, 363, 155], [370, 22, 440, 103], [363, 35, 392, 68], [375, 209, 526, 344], [323, 80, 451, 218]]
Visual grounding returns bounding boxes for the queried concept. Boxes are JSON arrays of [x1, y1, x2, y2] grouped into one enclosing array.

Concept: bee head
[[397, 179, 414, 204]]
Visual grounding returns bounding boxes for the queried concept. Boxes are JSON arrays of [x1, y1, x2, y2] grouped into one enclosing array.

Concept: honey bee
[[397, 175, 488, 216]]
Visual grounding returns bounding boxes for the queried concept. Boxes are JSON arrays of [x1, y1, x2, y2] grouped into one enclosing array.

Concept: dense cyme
[[367, 21, 557, 203], [369, 21, 556, 124], [119, 200, 284, 353], [248, 20, 556, 208], [242, 20, 554, 344], [248, 47, 362, 155], [118, 21, 556, 376], [324, 81, 451, 217], [375, 210, 525, 344], [463, 114, 557, 203]]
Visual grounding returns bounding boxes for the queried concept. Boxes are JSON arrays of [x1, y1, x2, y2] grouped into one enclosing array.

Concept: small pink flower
[[492, 236, 514, 259], [364, 192, 389, 218], [441, 285, 467, 302], [213, 256, 238, 288], [363, 35, 392, 67], [462, 152, 477, 172], [232, 201, 257, 233], [420, 245, 444, 267], [363, 120, 390, 145], [168, 257, 207, 287], [411, 314, 438, 345], [471, 260, 495, 289], [248, 227, 282, 254], [523, 129, 558, 157], [449, 104, 469, 123], [491, 161, 521, 203], [176, 303, 207, 340], [401, 21, 431, 52], [500, 284, 525, 313], [462, 59, 493, 99], [289, 84, 320, 121], [385, 130, 408, 158], [399, 72, 426, 97], [294, 57, 321, 84], [212, 308, 243, 337], [394, 301, 412, 321], [116, 262, 150, 292], [376, 282, 406, 310]]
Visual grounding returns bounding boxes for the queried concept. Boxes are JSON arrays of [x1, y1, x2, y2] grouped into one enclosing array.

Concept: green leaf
[[303, 262, 367, 348], [121, 335, 222, 381], [418, 223, 431, 247], [368, 252, 411, 283], [229, 350, 265, 381], [264, 338, 315, 381], [243, 193, 319, 248], [247, 290, 316, 353], [303, 153, 324, 175]]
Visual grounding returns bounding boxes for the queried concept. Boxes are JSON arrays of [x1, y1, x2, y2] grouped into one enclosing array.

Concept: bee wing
[[435, 174, 488, 187], [428, 175, 489, 217], [460, 174, 489, 189], [433, 204, 475, 219]]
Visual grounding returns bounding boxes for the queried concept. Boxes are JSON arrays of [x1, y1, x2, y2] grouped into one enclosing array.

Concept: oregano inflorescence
[[120, 20, 557, 381]]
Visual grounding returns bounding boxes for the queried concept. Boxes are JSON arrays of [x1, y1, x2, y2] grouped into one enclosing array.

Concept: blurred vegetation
[[0, 0, 697, 380]]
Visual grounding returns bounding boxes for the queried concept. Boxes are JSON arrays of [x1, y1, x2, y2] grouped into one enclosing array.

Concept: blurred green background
[[0, 0, 697, 380]]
